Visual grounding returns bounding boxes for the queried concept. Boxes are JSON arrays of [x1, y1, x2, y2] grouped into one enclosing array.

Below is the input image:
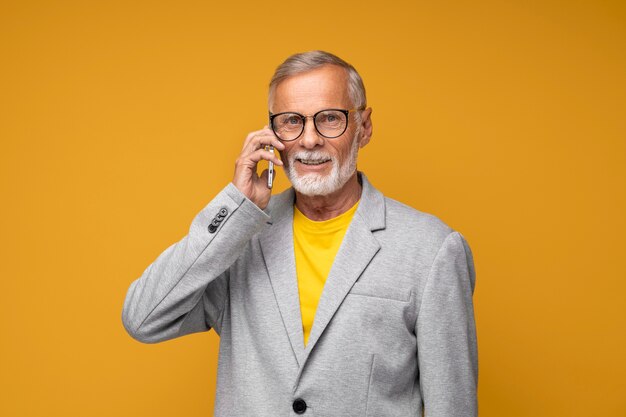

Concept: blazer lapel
[[292, 172, 386, 390], [302, 212, 380, 353], [258, 187, 307, 367], [258, 172, 387, 384]]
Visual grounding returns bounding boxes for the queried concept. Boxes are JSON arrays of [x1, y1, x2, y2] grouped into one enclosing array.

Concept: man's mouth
[[297, 158, 331, 166]]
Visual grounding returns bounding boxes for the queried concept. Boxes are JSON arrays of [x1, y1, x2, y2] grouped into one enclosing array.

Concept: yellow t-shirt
[[293, 200, 360, 346]]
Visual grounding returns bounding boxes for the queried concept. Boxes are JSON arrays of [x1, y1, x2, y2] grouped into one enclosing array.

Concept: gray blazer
[[122, 172, 478, 417]]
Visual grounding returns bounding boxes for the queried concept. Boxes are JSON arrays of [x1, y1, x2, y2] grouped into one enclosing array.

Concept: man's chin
[[288, 174, 336, 196]]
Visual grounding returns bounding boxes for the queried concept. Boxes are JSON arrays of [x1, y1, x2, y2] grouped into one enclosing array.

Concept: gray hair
[[268, 50, 367, 114]]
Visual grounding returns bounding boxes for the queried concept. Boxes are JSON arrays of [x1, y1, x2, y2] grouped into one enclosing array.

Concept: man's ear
[[358, 107, 373, 148]]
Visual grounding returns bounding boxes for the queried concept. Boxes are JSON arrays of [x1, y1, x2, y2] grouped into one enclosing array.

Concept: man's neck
[[294, 172, 362, 221]]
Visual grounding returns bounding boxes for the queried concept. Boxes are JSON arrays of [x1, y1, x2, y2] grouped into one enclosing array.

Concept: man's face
[[270, 64, 371, 196]]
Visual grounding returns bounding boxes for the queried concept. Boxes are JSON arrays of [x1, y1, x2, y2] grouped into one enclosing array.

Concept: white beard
[[283, 131, 360, 196]]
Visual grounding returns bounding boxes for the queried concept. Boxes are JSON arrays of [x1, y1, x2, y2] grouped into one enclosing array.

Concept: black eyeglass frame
[[268, 108, 364, 142]]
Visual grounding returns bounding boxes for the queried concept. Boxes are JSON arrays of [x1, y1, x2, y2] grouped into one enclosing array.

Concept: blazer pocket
[[365, 353, 417, 417], [348, 281, 411, 303]]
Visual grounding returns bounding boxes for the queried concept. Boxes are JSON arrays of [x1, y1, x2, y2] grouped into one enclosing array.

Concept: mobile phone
[[267, 145, 274, 189]]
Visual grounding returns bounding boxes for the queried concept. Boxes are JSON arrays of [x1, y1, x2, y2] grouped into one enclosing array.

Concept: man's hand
[[233, 126, 285, 210]]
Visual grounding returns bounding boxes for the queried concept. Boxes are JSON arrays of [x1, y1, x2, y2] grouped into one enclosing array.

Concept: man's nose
[[299, 118, 324, 149]]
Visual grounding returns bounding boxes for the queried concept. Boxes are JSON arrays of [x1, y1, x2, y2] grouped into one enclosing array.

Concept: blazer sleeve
[[121, 182, 270, 344], [416, 231, 478, 416]]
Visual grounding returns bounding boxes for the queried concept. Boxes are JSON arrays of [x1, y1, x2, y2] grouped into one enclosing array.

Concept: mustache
[[289, 150, 335, 162]]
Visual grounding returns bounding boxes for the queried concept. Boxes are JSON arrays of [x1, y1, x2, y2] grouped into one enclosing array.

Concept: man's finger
[[241, 128, 273, 151], [243, 134, 285, 155], [242, 149, 284, 167]]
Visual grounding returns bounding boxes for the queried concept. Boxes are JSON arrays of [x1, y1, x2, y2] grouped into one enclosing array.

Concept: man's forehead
[[270, 65, 351, 112]]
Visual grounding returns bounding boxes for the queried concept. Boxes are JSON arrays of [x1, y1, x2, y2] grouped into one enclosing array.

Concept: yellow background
[[1, 0, 624, 416]]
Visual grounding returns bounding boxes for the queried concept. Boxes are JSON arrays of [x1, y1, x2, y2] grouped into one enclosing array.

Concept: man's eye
[[318, 112, 341, 125], [279, 115, 301, 125]]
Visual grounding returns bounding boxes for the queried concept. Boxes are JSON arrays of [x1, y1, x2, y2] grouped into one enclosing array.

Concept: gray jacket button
[[292, 398, 307, 414]]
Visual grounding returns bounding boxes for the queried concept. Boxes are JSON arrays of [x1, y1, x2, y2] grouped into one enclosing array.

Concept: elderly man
[[122, 50, 478, 417]]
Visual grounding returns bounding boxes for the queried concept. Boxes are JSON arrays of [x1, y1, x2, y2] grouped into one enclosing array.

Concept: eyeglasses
[[269, 108, 363, 142]]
